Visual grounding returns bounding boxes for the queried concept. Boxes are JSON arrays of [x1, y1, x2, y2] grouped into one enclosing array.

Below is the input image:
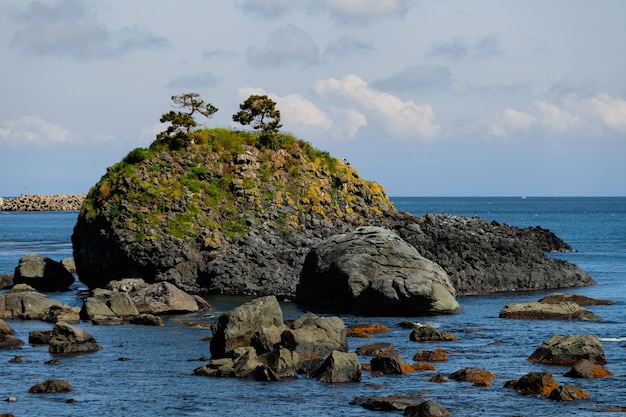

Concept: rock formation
[[13, 253, 75, 292], [499, 301, 602, 321], [528, 334, 607, 365], [296, 226, 460, 316], [71, 128, 595, 300]]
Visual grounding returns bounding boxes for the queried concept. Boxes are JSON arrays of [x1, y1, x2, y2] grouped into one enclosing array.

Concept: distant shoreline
[[0, 194, 86, 211]]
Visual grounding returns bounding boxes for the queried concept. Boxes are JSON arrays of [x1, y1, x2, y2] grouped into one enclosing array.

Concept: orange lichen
[[348, 323, 389, 338], [400, 363, 436, 373]]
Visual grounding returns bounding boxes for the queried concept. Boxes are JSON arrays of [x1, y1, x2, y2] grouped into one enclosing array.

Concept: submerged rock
[[296, 226, 461, 316], [28, 379, 73, 393], [564, 359, 613, 378]]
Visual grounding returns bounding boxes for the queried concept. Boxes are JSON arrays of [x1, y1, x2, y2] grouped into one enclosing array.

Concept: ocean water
[[0, 197, 625, 417]]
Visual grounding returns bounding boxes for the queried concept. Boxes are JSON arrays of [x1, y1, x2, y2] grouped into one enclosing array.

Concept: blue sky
[[1, 0, 625, 197]]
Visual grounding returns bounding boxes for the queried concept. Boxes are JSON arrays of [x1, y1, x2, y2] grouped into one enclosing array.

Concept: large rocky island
[[72, 127, 594, 303]]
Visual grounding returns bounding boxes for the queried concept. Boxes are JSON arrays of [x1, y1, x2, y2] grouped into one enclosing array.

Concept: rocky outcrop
[[296, 226, 460, 316], [107, 279, 200, 315], [564, 359, 613, 378], [499, 301, 602, 321], [210, 296, 286, 359], [196, 295, 353, 383], [404, 401, 450, 417], [0, 319, 24, 349], [0, 194, 85, 211], [528, 334, 607, 365], [13, 254, 75, 292], [48, 322, 102, 354], [0, 285, 63, 320], [538, 293, 614, 305], [409, 325, 457, 342], [504, 372, 589, 402], [72, 129, 594, 298]]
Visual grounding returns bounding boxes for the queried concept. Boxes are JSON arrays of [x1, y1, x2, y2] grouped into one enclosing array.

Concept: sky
[[1, 0, 625, 197]]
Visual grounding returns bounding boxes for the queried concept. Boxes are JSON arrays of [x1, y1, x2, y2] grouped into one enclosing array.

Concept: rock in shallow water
[[296, 226, 461, 316]]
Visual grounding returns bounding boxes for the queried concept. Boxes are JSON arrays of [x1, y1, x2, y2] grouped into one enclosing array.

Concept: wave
[[599, 337, 626, 342]]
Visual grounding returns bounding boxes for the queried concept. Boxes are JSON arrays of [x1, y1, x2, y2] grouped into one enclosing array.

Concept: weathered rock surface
[[13, 253, 75, 292], [287, 312, 348, 359], [0, 319, 14, 337], [448, 367, 495, 383], [81, 288, 139, 324], [296, 226, 460, 316], [42, 304, 81, 324], [312, 350, 361, 383], [28, 379, 73, 393], [106, 279, 199, 315], [548, 384, 590, 401], [48, 322, 102, 354], [539, 293, 614, 305], [370, 353, 405, 375], [528, 334, 607, 365], [197, 296, 353, 383], [499, 301, 602, 321], [409, 326, 457, 342], [210, 295, 286, 359], [0, 286, 63, 320], [350, 395, 424, 412], [71, 132, 594, 299], [355, 342, 397, 357], [403, 401, 450, 417], [504, 372, 558, 396], [564, 358, 613, 378]]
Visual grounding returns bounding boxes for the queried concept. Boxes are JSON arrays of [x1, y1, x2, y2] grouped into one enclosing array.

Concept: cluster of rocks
[[188, 294, 614, 415], [0, 194, 85, 211], [193, 296, 361, 383]]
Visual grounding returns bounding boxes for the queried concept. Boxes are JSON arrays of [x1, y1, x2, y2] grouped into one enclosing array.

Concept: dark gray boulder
[[296, 226, 461, 316], [314, 351, 361, 383], [13, 253, 75, 292], [48, 322, 102, 354], [28, 379, 73, 393], [210, 296, 286, 359], [528, 334, 607, 365]]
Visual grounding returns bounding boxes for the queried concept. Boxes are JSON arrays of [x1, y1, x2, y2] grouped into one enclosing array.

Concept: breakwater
[[0, 194, 85, 211]]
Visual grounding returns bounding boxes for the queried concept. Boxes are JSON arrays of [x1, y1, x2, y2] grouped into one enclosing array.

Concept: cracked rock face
[[295, 226, 461, 316]]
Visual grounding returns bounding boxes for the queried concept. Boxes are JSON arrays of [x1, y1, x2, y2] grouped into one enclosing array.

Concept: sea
[[0, 197, 624, 417]]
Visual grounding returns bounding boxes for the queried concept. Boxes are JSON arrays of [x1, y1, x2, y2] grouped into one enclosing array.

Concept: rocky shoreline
[[0, 194, 86, 211]]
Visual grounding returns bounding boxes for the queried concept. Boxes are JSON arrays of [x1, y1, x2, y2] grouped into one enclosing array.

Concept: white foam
[[599, 337, 626, 342]]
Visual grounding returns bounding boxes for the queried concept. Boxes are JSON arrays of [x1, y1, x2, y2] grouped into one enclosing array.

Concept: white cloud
[[314, 74, 441, 140], [488, 93, 626, 138], [589, 93, 626, 132], [333, 108, 367, 138], [488, 109, 535, 138], [0, 116, 70, 147], [534, 100, 582, 131]]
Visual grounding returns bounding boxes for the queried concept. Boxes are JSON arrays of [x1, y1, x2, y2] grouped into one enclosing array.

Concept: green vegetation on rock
[[80, 127, 395, 251]]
